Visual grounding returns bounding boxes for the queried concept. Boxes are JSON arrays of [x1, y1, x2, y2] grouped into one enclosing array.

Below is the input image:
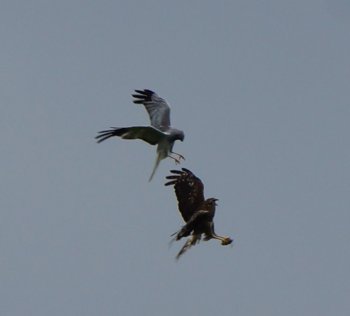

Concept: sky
[[1, 1, 350, 315]]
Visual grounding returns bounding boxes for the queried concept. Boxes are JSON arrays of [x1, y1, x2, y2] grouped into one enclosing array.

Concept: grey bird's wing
[[132, 89, 171, 130], [95, 126, 166, 145]]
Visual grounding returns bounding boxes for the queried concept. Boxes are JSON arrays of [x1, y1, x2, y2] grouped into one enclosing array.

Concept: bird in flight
[[96, 89, 185, 181], [165, 168, 233, 259]]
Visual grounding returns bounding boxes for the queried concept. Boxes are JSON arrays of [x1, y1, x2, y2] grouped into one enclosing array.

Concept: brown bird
[[165, 168, 233, 259]]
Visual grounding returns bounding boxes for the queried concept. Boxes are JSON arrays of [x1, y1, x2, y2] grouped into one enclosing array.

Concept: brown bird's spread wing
[[165, 168, 205, 222]]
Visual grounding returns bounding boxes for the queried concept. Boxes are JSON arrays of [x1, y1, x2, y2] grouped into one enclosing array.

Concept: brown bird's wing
[[165, 168, 205, 222]]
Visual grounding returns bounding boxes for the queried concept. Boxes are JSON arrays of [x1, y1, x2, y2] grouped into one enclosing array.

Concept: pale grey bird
[[96, 89, 185, 181]]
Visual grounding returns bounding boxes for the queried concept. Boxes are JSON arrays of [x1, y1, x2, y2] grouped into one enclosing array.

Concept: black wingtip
[[133, 89, 154, 95], [166, 175, 180, 180], [164, 175, 180, 186], [132, 93, 145, 99], [164, 180, 177, 186], [132, 89, 155, 104], [164, 170, 184, 186], [134, 89, 147, 94], [94, 127, 126, 143], [169, 169, 184, 174], [164, 168, 192, 185], [132, 100, 144, 104]]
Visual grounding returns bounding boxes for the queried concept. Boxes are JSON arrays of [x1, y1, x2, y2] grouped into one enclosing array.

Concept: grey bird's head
[[177, 130, 185, 142], [170, 129, 184, 142]]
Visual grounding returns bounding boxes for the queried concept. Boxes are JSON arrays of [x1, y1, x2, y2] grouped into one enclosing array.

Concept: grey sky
[[1, 1, 350, 315]]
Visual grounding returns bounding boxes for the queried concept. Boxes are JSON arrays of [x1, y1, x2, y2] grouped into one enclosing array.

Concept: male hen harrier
[[96, 89, 185, 181], [165, 168, 233, 259]]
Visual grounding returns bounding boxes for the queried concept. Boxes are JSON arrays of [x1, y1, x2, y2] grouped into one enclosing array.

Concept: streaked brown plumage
[[165, 168, 233, 259]]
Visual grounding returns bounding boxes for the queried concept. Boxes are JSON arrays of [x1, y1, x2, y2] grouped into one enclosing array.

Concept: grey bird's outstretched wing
[[132, 89, 171, 130], [95, 126, 165, 145]]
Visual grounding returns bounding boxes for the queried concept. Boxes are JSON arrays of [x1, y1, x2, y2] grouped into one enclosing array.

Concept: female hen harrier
[[165, 168, 233, 259], [96, 89, 185, 181]]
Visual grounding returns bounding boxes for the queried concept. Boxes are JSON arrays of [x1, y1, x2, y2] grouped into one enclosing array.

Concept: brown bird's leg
[[211, 233, 233, 246]]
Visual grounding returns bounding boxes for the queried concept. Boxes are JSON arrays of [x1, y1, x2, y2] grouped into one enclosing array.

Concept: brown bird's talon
[[221, 237, 233, 246]]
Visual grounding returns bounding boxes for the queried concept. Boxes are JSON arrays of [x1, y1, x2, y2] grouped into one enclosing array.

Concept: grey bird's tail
[[148, 151, 163, 182]]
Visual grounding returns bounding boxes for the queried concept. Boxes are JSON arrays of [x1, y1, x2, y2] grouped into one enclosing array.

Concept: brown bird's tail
[[176, 235, 201, 260]]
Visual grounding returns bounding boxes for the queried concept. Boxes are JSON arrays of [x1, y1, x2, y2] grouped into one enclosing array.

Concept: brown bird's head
[[206, 198, 218, 207]]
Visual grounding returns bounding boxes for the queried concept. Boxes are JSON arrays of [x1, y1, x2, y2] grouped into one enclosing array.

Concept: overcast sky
[[1, 1, 350, 315]]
